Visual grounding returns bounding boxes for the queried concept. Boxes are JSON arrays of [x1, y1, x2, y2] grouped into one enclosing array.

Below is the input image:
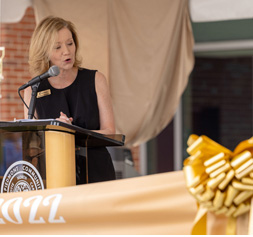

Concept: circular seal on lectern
[[1, 161, 44, 193]]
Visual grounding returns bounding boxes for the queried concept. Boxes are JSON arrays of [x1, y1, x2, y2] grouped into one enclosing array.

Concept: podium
[[0, 119, 125, 193]]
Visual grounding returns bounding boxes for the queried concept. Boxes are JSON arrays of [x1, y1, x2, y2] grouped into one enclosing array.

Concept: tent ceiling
[[1, 0, 253, 24], [190, 0, 253, 22], [0, 0, 32, 23]]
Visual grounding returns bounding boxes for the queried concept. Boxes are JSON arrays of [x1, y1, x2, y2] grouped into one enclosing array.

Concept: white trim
[[139, 142, 147, 175], [194, 40, 253, 52], [173, 100, 183, 171]]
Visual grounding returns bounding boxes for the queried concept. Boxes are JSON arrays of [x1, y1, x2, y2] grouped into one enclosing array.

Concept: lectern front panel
[[0, 131, 46, 193], [45, 130, 76, 189], [0, 119, 124, 193]]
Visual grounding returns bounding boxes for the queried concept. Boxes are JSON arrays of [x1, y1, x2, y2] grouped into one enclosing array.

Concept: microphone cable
[[18, 88, 37, 120]]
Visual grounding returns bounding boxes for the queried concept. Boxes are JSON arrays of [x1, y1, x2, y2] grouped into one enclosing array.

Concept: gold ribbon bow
[[183, 135, 253, 235]]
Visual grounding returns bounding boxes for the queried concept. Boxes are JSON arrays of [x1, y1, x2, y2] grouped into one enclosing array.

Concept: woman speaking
[[24, 16, 116, 184]]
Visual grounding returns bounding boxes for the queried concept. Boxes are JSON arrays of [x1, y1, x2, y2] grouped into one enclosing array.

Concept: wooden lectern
[[0, 119, 125, 193]]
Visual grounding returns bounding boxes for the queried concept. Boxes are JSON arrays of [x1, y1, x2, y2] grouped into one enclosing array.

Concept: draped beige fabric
[[32, 0, 194, 146]]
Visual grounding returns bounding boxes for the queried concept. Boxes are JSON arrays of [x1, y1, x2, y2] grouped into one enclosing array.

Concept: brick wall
[[184, 56, 253, 151], [0, 7, 36, 121]]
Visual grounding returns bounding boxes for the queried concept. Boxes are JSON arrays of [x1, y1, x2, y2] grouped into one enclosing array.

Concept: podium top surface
[[0, 119, 125, 147]]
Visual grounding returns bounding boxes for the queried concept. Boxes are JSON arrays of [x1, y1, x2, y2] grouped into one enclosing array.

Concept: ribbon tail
[[226, 216, 236, 235], [249, 197, 253, 234], [191, 206, 208, 235]]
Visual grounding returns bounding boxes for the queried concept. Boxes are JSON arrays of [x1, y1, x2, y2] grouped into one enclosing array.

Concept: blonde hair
[[29, 16, 82, 77]]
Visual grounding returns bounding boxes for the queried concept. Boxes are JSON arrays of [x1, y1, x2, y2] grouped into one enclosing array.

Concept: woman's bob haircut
[[29, 16, 82, 77]]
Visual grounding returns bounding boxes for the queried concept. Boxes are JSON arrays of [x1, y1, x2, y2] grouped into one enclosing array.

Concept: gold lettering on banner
[[37, 89, 51, 98], [0, 194, 65, 224]]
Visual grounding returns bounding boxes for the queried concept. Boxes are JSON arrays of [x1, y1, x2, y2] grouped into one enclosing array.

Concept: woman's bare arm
[[94, 71, 115, 135]]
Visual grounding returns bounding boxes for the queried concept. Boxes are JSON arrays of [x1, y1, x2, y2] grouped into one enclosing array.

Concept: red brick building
[[1, 7, 36, 121]]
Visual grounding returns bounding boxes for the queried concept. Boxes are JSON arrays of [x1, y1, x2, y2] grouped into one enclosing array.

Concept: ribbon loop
[[184, 135, 253, 234]]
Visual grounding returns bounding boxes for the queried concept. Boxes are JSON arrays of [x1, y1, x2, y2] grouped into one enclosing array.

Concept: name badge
[[37, 89, 51, 98]]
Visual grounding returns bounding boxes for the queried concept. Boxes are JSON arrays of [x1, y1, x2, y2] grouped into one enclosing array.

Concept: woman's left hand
[[56, 111, 73, 124]]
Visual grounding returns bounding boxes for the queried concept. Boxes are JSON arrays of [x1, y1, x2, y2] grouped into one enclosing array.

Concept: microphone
[[19, 65, 60, 90]]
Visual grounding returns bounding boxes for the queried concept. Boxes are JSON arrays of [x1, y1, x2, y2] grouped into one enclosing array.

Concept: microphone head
[[48, 65, 60, 77]]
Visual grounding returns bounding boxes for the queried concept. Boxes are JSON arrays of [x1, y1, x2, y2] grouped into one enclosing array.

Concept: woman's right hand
[[56, 111, 73, 124]]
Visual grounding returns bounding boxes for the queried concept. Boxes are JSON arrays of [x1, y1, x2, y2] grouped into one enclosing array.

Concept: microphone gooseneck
[[19, 65, 60, 91]]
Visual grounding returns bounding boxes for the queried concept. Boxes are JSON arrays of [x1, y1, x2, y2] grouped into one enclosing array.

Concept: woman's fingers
[[57, 111, 73, 124]]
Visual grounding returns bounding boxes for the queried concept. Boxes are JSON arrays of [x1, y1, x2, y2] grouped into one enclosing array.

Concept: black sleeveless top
[[36, 68, 116, 183]]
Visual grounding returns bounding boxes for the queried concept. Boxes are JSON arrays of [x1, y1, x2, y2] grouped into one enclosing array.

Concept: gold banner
[[0, 171, 197, 235]]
